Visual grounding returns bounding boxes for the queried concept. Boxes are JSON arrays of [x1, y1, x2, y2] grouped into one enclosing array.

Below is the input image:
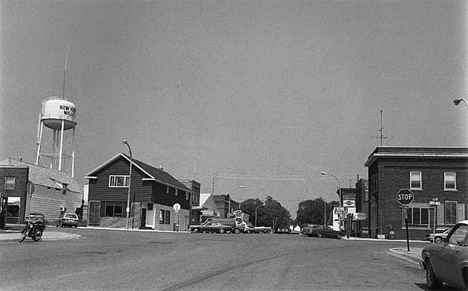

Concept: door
[[88, 201, 101, 225], [140, 208, 146, 228]]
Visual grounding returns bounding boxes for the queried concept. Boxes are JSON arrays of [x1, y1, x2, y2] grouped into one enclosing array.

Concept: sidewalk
[[0, 224, 81, 242]]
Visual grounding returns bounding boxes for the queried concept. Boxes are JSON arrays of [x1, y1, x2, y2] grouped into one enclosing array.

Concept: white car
[[426, 229, 450, 243]]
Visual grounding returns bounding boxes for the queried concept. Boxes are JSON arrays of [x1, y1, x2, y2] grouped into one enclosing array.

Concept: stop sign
[[397, 189, 414, 205]]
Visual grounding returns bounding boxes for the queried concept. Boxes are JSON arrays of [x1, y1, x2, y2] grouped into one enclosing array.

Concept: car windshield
[[65, 214, 77, 219]]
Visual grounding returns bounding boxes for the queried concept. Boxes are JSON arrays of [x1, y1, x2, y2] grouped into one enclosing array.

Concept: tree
[[296, 198, 337, 227], [240, 196, 291, 229]]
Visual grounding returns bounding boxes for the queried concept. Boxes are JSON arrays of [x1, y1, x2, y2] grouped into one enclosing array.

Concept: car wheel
[[426, 260, 443, 290], [219, 229, 225, 234], [434, 236, 442, 244], [317, 233, 323, 238], [336, 233, 342, 239], [234, 228, 241, 234], [193, 228, 200, 233]]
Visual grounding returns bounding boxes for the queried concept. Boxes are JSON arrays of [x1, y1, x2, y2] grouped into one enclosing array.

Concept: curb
[[386, 248, 421, 265]]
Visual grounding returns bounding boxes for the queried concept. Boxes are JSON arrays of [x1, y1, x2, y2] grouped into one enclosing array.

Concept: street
[[1, 228, 429, 291]]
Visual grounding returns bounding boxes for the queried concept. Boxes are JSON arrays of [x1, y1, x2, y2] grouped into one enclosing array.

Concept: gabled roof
[[85, 153, 190, 192], [0, 159, 83, 193]]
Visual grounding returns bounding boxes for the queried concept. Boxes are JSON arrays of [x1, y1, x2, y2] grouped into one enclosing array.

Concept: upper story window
[[109, 175, 129, 187], [444, 172, 457, 191], [410, 171, 422, 190], [4, 177, 15, 190], [175, 189, 178, 196]]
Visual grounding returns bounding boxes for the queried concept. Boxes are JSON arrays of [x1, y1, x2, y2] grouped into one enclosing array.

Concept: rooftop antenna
[[371, 109, 388, 146], [61, 50, 69, 100]]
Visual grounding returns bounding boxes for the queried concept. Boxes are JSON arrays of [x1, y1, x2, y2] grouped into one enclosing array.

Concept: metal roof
[[0, 159, 83, 193]]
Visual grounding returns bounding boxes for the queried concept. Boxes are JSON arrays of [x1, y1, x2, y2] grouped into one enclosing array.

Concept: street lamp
[[321, 172, 342, 231], [255, 203, 263, 227], [453, 98, 468, 108], [122, 140, 133, 229], [315, 197, 327, 226], [227, 185, 244, 218]]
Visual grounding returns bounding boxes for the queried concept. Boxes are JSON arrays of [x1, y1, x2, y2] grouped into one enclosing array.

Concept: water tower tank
[[41, 96, 77, 130]]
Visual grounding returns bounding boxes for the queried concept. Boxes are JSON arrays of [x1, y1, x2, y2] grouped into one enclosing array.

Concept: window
[[175, 189, 178, 196], [445, 201, 457, 225], [109, 175, 129, 187], [166, 185, 169, 193], [448, 224, 468, 246], [159, 209, 170, 224], [444, 172, 457, 190], [101, 201, 125, 217], [186, 192, 189, 201], [4, 177, 15, 190], [147, 203, 153, 211], [410, 171, 422, 190], [406, 207, 429, 227]]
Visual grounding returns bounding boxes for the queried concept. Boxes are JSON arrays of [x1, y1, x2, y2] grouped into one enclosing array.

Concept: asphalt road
[[0, 228, 431, 291]]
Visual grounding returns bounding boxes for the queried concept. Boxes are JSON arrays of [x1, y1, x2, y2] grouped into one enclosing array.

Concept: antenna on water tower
[[35, 52, 77, 176]]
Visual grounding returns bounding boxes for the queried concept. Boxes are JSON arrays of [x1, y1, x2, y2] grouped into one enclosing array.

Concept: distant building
[[85, 153, 191, 231], [199, 193, 218, 221], [364, 147, 468, 240], [213, 194, 240, 218], [180, 180, 201, 225], [0, 158, 83, 228], [355, 178, 369, 236]]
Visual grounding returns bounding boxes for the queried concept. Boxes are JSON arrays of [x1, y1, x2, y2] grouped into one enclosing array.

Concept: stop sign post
[[397, 189, 414, 251]]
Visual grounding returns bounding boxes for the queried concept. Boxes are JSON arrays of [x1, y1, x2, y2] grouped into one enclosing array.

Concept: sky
[[1, 0, 467, 216]]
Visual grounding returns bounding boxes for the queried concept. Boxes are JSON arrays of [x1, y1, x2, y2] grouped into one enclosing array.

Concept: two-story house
[[364, 147, 468, 240], [85, 153, 191, 231]]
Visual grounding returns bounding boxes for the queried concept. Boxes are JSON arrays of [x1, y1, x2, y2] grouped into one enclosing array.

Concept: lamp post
[[227, 185, 244, 218], [321, 172, 342, 231], [315, 197, 327, 226], [255, 203, 263, 227], [453, 98, 468, 108], [123, 140, 133, 229]]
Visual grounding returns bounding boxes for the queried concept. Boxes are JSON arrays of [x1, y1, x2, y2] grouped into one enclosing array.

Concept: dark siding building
[[364, 147, 468, 240], [85, 153, 191, 230]]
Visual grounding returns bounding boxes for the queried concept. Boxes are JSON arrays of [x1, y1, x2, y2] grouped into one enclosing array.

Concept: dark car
[[56, 213, 79, 228], [301, 224, 319, 235], [306, 225, 343, 239], [275, 227, 291, 234], [189, 218, 235, 234], [420, 220, 468, 290]]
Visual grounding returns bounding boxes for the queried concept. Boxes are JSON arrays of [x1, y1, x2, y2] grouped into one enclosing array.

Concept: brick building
[[364, 147, 468, 240]]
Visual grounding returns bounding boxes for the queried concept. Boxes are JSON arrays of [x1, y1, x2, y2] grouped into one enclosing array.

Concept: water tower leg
[[58, 120, 65, 171], [35, 120, 44, 165]]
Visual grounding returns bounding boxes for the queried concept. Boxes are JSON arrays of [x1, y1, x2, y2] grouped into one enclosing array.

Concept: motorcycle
[[19, 213, 46, 242]]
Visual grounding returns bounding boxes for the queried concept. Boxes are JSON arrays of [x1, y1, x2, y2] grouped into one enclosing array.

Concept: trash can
[[388, 229, 395, 240]]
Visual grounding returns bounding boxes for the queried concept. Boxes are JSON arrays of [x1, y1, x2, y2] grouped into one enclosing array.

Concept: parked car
[[301, 224, 319, 235], [189, 218, 236, 234], [425, 228, 451, 243], [275, 228, 291, 234], [306, 225, 343, 239], [56, 213, 79, 228], [420, 220, 468, 290]]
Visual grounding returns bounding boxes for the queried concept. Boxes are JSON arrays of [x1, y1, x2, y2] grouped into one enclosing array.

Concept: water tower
[[35, 96, 77, 176]]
